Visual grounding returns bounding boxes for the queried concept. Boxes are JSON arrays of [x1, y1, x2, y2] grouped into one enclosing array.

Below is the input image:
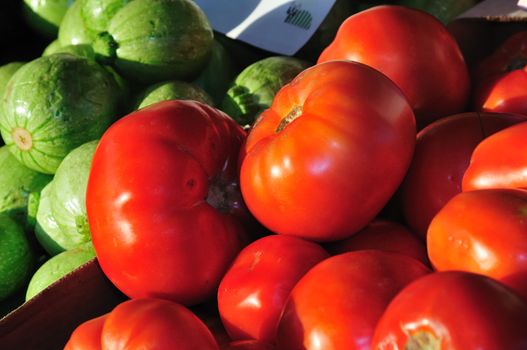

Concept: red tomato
[[64, 314, 108, 350], [86, 100, 248, 305], [101, 298, 219, 350], [218, 235, 329, 342], [240, 60, 415, 242], [372, 271, 527, 350], [400, 112, 526, 237], [276, 250, 430, 350], [318, 5, 470, 128], [221, 340, 277, 350], [474, 31, 527, 115], [325, 220, 428, 265], [427, 189, 527, 299], [463, 121, 527, 191]]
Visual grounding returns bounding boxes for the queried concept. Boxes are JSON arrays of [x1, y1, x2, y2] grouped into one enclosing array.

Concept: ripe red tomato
[[372, 271, 527, 350], [218, 235, 328, 342], [318, 5, 470, 128], [240, 60, 415, 242], [427, 189, 527, 299], [400, 112, 526, 237], [221, 340, 277, 350], [463, 121, 527, 191], [275, 250, 430, 350], [325, 220, 428, 265], [473, 31, 527, 115], [64, 314, 108, 350], [86, 100, 248, 305], [101, 298, 219, 349]]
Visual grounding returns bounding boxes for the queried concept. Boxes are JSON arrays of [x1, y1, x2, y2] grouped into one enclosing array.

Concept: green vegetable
[[22, 0, 73, 39], [43, 44, 97, 60], [0, 147, 52, 228], [58, 0, 92, 46], [222, 56, 311, 126], [0, 213, 34, 301], [80, 0, 133, 37], [93, 0, 213, 83], [0, 62, 25, 146], [0, 54, 121, 174], [25, 242, 95, 300], [194, 40, 236, 107], [135, 80, 213, 109], [35, 140, 98, 255]]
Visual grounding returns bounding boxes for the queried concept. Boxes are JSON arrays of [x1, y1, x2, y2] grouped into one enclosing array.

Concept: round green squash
[[0, 54, 121, 174], [35, 140, 98, 255], [221, 56, 311, 126], [58, 0, 92, 46], [135, 80, 213, 109], [80, 0, 133, 38], [93, 0, 213, 83]]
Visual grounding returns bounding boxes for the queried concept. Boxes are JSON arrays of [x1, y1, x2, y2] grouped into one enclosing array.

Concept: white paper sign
[[194, 0, 337, 55]]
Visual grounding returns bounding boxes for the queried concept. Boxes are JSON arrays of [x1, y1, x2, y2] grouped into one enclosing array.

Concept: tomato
[[463, 121, 527, 191], [473, 31, 527, 115], [372, 271, 527, 350], [325, 219, 428, 265], [64, 314, 108, 350], [240, 60, 415, 242], [427, 189, 527, 299], [318, 5, 470, 128], [400, 112, 526, 237], [218, 235, 328, 342], [275, 250, 430, 350], [86, 100, 248, 305], [100, 298, 219, 349], [221, 340, 277, 350]]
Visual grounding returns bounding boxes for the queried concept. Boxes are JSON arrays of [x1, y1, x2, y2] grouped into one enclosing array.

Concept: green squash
[[22, 0, 73, 39], [135, 80, 213, 109], [25, 242, 95, 300], [0, 62, 25, 146], [58, 0, 92, 46], [0, 147, 52, 227], [93, 0, 213, 83], [35, 140, 98, 255], [0, 54, 121, 174], [221, 56, 311, 126], [80, 0, 133, 38], [194, 40, 236, 107]]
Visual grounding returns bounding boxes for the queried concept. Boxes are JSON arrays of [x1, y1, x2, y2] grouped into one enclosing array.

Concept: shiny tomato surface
[[318, 5, 469, 127], [474, 31, 527, 115], [241, 60, 415, 242], [86, 100, 248, 305], [325, 220, 428, 265], [428, 189, 527, 299], [463, 121, 527, 191], [372, 271, 527, 350], [101, 298, 219, 350], [400, 112, 526, 237], [218, 235, 328, 342], [276, 250, 430, 350]]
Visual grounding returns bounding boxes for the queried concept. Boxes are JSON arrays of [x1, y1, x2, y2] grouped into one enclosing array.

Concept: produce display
[[2, 0, 527, 349]]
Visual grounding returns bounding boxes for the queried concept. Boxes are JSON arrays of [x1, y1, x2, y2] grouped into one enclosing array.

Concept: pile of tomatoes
[[67, 5, 527, 350]]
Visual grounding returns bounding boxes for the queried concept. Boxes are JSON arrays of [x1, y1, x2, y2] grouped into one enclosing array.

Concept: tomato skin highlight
[[427, 188, 527, 299], [372, 271, 527, 350], [86, 100, 248, 305], [241, 60, 415, 242], [400, 112, 526, 237], [318, 5, 470, 127], [463, 121, 527, 191], [218, 235, 329, 342], [101, 298, 219, 350], [276, 250, 430, 350]]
